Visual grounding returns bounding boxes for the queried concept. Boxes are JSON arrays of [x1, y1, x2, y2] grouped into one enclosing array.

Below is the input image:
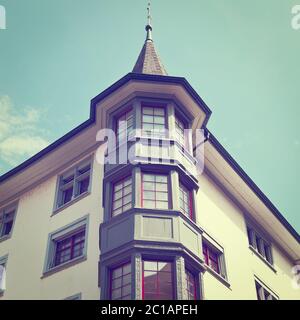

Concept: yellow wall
[[0, 155, 299, 300], [0, 153, 103, 300], [197, 173, 300, 300]]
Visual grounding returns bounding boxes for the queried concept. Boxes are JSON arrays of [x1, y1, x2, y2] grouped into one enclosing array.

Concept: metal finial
[[147, 2, 152, 26], [146, 2, 153, 41]]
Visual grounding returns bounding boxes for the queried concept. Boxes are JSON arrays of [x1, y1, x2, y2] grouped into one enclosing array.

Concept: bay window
[[179, 182, 193, 219], [142, 174, 169, 209], [185, 269, 197, 300], [110, 262, 132, 300], [142, 260, 174, 300], [175, 116, 186, 147], [116, 109, 134, 144], [142, 106, 166, 137], [112, 176, 132, 217]]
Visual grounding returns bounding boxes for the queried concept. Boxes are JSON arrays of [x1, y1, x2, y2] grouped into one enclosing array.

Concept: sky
[[0, 0, 299, 232]]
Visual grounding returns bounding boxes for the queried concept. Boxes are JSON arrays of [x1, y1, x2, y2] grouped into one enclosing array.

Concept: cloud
[[0, 95, 49, 168]]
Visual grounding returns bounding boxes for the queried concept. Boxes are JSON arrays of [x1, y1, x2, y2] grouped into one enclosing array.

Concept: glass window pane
[[111, 288, 121, 299], [122, 284, 131, 296], [112, 267, 122, 279], [154, 116, 165, 124], [154, 108, 165, 116], [143, 272, 157, 293], [143, 174, 155, 182], [113, 199, 122, 209], [156, 183, 168, 192], [78, 177, 89, 195], [123, 194, 131, 205], [143, 115, 154, 123], [156, 201, 168, 209], [112, 277, 122, 289], [143, 191, 155, 200], [143, 260, 173, 300], [156, 175, 167, 183], [113, 190, 122, 200], [123, 263, 131, 275], [112, 208, 122, 216], [143, 107, 154, 115], [158, 262, 171, 272], [111, 263, 131, 300], [123, 274, 131, 286], [156, 192, 168, 201], [143, 182, 155, 191], [144, 261, 157, 271], [122, 204, 131, 212], [62, 187, 73, 204]]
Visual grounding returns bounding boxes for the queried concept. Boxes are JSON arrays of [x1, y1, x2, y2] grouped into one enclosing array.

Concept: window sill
[[41, 255, 87, 279], [205, 265, 231, 289], [52, 191, 91, 216], [249, 246, 276, 273], [0, 234, 11, 243]]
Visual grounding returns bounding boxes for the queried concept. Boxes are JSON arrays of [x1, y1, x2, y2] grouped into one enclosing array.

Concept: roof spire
[[132, 2, 168, 75], [146, 2, 153, 41]]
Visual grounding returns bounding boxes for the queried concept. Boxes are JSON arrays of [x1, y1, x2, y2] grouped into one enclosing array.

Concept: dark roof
[[207, 130, 300, 244], [0, 73, 211, 183], [132, 40, 168, 75]]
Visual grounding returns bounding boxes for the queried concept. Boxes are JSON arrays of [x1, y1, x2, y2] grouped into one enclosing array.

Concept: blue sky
[[0, 0, 299, 232]]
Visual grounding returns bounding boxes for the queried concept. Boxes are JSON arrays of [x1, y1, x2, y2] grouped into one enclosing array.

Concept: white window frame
[[55, 158, 92, 210]]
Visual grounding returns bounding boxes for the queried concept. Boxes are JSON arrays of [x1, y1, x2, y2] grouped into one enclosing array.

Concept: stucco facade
[[0, 20, 299, 300]]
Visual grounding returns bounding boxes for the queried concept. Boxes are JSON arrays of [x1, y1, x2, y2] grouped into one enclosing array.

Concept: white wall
[[0, 153, 103, 300], [197, 173, 300, 300]]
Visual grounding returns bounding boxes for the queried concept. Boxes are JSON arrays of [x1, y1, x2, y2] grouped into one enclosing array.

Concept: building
[[0, 9, 299, 300]]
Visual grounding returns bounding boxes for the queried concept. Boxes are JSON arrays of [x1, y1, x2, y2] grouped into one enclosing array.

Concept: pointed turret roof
[[132, 3, 168, 76]]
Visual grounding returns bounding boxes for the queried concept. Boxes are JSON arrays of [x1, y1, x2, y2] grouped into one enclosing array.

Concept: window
[[255, 280, 278, 300], [116, 109, 134, 143], [0, 255, 8, 292], [179, 182, 193, 219], [142, 106, 166, 137], [175, 116, 189, 149], [0, 205, 16, 239], [185, 269, 197, 300], [142, 174, 169, 209], [110, 262, 131, 300], [247, 226, 273, 265], [143, 260, 174, 300], [54, 230, 85, 267], [112, 176, 132, 217], [44, 216, 88, 274], [56, 160, 91, 209], [202, 241, 227, 279], [65, 293, 82, 300]]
